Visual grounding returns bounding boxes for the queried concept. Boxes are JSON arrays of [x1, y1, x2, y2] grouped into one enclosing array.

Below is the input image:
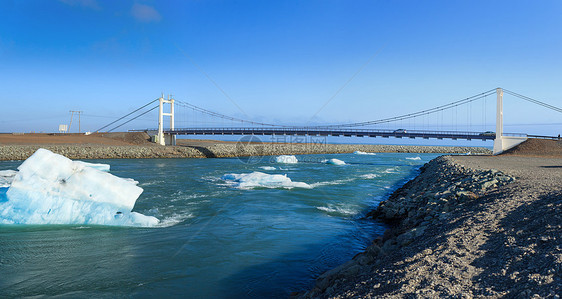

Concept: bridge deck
[[139, 127, 507, 141]]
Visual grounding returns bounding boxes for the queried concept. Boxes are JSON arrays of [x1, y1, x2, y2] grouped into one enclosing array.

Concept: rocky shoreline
[[298, 155, 562, 298], [0, 143, 490, 161]]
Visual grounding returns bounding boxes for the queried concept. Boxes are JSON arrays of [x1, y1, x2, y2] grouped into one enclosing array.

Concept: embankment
[[298, 155, 562, 298], [0, 143, 490, 161]]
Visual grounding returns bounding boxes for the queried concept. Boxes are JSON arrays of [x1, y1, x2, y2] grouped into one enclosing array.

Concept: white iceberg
[[353, 151, 376, 155], [0, 148, 158, 227], [322, 158, 346, 165], [274, 155, 298, 164], [221, 171, 312, 189], [0, 170, 17, 188], [75, 161, 110, 172]]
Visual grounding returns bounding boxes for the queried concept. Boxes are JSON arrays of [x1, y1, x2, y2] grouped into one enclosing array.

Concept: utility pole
[[69, 110, 83, 133]]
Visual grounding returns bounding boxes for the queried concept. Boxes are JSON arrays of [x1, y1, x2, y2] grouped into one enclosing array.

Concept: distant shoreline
[[0, 143, 490, 161], [0, 132, 491, 161]]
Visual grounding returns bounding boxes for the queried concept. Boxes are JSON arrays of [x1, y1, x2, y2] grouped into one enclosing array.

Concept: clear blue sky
[[0, 0, 561, 138]]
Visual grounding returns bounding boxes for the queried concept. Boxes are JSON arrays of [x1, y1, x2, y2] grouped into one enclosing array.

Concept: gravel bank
[[0, 143, 490, 161], [298, 155, 562, 298]]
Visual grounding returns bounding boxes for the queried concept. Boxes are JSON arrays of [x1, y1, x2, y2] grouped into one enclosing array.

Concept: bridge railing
[[133, 127, 533, 141]]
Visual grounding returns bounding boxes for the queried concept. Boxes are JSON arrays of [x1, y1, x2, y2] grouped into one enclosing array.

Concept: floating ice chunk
[[322, 158, 346, 165], [75, 161, 110, 172], [274, 155, 298, 164], [259, 166, 276, 171], [0, 170, 17, 188], [1, 148, 158, 227], [221, 171, 311, 189], [353, 151, 376, 155], [406, 157, 421, 161]]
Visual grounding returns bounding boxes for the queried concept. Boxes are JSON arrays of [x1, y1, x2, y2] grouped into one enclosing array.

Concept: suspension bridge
[[95, 88, 562, 155]]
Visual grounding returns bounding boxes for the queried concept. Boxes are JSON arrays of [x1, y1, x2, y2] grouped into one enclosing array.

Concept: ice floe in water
[[274, 155, 298, 164], [0, 148, 158, 227], [406, 156, 421, 161], [353, 151, 376, 155], [258, 166, 276, 171], [0, 170, 17, 188], [221, 171, 311, 189], [322, 158, 346, 165]]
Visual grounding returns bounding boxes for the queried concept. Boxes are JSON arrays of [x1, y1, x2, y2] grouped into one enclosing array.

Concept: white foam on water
[[0, 148, 159, 227], [156, 213, 194, 227], [221, 171, 312, 189], [360, 173, 380, 179], [322, 158, 346, 165], [170, 193, 209, 202], [0, 170, 17, 188], [406, 157, 421, 161], [384, 167, 398, 173], [310, 178, 355, 188], [353, 151, 376, 155], [258, 166, 276, 171], [316, 204, 357, 216], [138, 180, 165, 187], [274, 155, 298, 164]]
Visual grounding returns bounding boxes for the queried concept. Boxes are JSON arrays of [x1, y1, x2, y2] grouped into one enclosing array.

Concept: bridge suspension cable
[[152, 88, 559, 134], [106, 105, 159, 132], [503, 89, 562, 114], [96, 99, 158, 132], [310, 89, 498, 128], [175, 100, 284, 127], [174, 89, 498, 129]]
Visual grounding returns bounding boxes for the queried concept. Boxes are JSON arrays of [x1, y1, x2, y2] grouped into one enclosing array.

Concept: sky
[[0, 0, 561, 142]]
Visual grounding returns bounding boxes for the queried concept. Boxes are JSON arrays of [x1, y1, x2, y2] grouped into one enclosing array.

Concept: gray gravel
[[298, 155, 562, 298], [0, 143, 490, 160]]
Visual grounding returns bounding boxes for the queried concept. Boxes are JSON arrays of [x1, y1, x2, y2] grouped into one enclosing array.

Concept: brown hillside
[[501, 138, 562, 157]]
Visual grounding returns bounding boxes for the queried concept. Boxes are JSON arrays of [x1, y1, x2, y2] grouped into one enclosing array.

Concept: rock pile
[[0, 143, 490, 161], [299, 156, 517, 298], [370, 156, 515, 228]]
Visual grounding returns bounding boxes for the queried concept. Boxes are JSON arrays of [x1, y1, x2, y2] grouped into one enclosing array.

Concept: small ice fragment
[[322, 158, 346, 165], [353, 151, 376, 155], [0, 170, 17, 188], [259, 166, 276, 171], [221, 171, 311, 189], [274, 155, 298, 164]]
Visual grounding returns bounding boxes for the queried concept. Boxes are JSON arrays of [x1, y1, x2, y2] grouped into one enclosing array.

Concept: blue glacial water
[[0, 152, 440, 298]]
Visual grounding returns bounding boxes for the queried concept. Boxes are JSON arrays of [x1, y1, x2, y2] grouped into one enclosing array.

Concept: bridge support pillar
[[157, 94, 175, 146], [493, 88, 526, 155]]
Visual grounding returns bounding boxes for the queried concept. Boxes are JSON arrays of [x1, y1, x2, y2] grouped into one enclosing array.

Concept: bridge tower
[[157, 94, 175, 146], [493, 88, 527, 155]]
